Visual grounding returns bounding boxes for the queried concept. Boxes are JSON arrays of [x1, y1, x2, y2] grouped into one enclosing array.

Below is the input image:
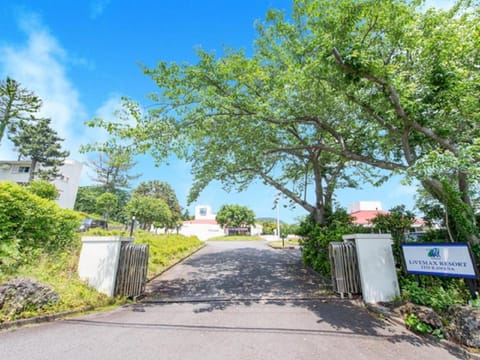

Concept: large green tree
[[74, 185, 130, 223], [11, 117, 69, 182], [87, 0, 480, 243], [132, 180, 182, 229], [96, 192, 118, 225], [290, 0, 480, 243], [216, 204, 256, 229], [0, 77, 41, 146], [125, 195, 172, 230]]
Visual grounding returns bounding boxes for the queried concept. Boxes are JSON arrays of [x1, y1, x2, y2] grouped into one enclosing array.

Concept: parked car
[[79, 218, 108, 232], [405, 231, 426, 242]]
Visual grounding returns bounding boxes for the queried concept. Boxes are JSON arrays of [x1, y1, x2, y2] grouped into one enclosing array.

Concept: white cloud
[[0, 12, 125, 190], [0, 13, 87, 162]]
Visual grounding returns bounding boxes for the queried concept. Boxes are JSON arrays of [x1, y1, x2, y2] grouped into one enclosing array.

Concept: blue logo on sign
[[428, 248, 441, 258]]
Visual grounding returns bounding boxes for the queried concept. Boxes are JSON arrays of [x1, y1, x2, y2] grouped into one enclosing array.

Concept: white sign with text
[[402, 243, 477, 278]]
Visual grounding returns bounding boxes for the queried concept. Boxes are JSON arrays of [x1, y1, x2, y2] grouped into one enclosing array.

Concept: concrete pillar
[[78, 236, 132, 297], [343, 234, 400, 303]]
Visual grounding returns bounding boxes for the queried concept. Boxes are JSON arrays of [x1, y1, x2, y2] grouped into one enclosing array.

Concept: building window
[[59, 174, 69, 183], [12, 166, 30, 174]]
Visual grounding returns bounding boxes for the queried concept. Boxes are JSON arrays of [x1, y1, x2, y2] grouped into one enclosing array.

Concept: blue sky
[[0, 1, 448, 222]]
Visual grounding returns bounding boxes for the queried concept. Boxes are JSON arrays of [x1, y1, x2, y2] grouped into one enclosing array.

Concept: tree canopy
[[132, 180, 182, 229], [215, 204, 256, 229], [0, 77, 41, 146], [87, 0, 480, 243], [11, 117, 69, 182], [87, 144, 140, 192], [126, 195, 172, 230]]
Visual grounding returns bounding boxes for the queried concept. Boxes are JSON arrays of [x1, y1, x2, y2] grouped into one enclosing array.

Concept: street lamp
[[275, 193, 281, 244]]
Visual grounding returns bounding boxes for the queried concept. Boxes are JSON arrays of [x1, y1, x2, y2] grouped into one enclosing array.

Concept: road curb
[[0, 307, 94, 332], [0, 244, 207, 331]]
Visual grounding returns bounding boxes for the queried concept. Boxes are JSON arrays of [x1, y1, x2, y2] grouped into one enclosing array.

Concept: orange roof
[[350, 210, 388, 225], [350, 210, 426, 227]]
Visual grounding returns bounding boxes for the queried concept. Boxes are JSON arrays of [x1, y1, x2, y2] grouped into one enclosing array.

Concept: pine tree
[[89, 145, 140, 192], [11, 117, 69, 182], [0, 77, 42, 146]]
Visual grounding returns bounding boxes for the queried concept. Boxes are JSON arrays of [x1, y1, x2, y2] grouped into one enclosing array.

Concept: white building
[[179, 205, 263, 241], [0, 159, 83, 209], [179, 205, 223, 240]]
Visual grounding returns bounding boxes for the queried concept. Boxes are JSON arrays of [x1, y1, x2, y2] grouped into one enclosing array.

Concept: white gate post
[[78, 236, 133, 297], [343, 234, 400, 303]]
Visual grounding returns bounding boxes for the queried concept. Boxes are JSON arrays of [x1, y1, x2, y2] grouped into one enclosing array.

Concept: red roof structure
[[350, 210, 388, 226], [182, 219, 218, 225], [350, 209, 426, 228]]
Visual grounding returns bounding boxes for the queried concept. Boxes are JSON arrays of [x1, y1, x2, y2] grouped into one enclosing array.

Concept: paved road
[[144, 241, 331, 301], [0, 241, 467, 359]]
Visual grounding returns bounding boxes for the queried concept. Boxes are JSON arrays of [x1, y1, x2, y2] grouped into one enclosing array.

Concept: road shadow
[[145, 246, 331, 301], [139, 243, 466, 358]]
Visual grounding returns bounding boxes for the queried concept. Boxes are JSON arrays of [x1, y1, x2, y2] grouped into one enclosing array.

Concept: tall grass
[[0, 230, 204, 323]]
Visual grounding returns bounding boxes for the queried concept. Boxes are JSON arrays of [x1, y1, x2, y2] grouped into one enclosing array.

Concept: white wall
[[349, 201, 383, 213], [52, 159, 83, 209], [180, 223, 223, 241], [343, 234, 400, 303], [78, 236, 132, 297], [0, 159, 83, 209]]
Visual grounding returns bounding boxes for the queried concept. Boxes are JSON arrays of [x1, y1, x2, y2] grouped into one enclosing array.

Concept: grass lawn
[[207, 235, 265, 241], [268, 239, 300, 248], [0, 230, 204, 324]]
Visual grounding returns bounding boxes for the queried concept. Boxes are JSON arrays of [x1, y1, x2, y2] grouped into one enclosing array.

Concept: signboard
[[402, 243, 478, 278]]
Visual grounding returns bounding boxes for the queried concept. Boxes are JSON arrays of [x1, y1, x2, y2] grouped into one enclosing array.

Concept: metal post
[[129, 216, 135, 238], [276, 193, 281, 243]]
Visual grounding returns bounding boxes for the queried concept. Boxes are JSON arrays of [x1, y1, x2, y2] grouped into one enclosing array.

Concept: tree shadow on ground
[[146, 247, 330, 300], [139, 245, 466, 358]]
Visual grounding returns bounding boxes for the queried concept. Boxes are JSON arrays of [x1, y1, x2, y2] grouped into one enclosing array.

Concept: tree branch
[[332, 47, 458, 155]]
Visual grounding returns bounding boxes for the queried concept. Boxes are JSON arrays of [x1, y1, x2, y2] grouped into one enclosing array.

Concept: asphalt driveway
[[0, 241, 468, 359], [144, 240, 331, 302]]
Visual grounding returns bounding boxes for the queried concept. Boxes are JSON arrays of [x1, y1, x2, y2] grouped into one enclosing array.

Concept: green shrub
[[26, 180, 59, 201], [0, 181, 81, 276], [405, 313, 444, 339], [297, 210, 367, 276], [399, 276, 469, 312]]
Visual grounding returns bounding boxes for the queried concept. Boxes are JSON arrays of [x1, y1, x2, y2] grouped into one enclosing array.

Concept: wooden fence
[[114, 243, 149, 298]]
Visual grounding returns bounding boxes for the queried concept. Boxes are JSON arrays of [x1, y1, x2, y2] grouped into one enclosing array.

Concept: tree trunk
[[422, 179, 479, 245], [28, 158, 37, 183]]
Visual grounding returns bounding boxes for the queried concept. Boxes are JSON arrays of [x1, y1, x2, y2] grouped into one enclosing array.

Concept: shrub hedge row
[[0, 181, 81, 276]]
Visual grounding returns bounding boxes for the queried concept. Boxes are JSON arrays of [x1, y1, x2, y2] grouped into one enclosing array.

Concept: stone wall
[[0, 278, 59, 320]]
